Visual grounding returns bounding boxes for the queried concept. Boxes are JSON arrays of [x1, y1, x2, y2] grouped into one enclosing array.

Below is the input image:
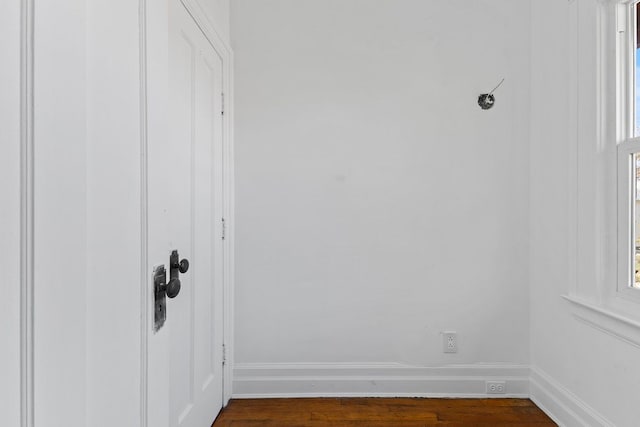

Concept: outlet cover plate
[[486, 381, 506, 394], [443, 331, 457, 353]]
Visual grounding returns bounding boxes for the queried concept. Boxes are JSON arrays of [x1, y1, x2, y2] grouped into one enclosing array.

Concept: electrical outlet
[[486, 381, 506, 394], [442, 331, 457, 353]]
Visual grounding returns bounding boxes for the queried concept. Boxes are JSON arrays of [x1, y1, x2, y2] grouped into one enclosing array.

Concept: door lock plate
[[153, 265, 167, 332], [153, 250, 190, 332]]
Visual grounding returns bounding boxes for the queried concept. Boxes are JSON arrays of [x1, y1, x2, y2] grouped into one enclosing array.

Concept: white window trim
[[616, 0, 640, 302], [562, 294, 640, 348], [564, 0, 640, 334]]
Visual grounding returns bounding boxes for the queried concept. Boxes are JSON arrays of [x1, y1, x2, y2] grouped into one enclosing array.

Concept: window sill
[[562, 295, 640, 348]]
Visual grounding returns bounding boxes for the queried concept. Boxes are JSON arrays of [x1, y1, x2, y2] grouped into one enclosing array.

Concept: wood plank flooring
[[212, 398, 557, 426]]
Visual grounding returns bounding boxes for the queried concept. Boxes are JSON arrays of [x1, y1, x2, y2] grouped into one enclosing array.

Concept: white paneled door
[[147, 1, 225, 426]]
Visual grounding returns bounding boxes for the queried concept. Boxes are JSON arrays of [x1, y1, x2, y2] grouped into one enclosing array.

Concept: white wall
[[530, 1, 640, 426], [232, 0, 532, 381]]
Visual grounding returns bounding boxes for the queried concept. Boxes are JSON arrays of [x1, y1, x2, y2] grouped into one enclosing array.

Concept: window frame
[[616, 0, 640, 301]]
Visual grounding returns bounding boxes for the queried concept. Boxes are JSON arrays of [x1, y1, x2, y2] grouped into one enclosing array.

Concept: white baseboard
[[529, 367, 613, 427], [233, 363, 619, 426], [232, 363, 530, 399]]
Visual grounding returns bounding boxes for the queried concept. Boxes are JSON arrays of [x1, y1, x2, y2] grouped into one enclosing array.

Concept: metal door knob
[[178, 258, 189, 274], [166, 277, 181, 299]]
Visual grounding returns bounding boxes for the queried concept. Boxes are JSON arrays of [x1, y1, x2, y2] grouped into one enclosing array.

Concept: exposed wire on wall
[[478, 78, 505, 110]]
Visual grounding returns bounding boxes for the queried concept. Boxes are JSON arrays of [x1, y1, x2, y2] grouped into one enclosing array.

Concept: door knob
[[166, 277, 181, 299], [168, 250, 188, 297], [174, 258, 189, 274], [170, 250, 189, 275], [153, 250, 191, 331]]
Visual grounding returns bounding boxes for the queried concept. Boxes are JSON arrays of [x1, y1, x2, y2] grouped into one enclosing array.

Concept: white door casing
[[146, 0, 227, 426], [1, 0, 25, 425]]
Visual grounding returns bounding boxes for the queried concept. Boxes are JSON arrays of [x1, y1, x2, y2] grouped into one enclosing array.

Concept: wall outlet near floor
[[442, 331, 457, 353], [486, 381, 506, 394]]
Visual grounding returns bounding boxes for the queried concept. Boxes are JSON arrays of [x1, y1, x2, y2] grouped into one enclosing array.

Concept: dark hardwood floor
[[212, 398, 557, 426]]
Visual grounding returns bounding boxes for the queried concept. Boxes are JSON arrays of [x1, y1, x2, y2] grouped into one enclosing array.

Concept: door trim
[[20, 0, 35, 425], [138, 1, 235, 425], [138, 2, 150, 427]]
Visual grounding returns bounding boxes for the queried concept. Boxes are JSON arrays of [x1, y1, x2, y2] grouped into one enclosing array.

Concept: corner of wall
[[530, 367, 613, 427]]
